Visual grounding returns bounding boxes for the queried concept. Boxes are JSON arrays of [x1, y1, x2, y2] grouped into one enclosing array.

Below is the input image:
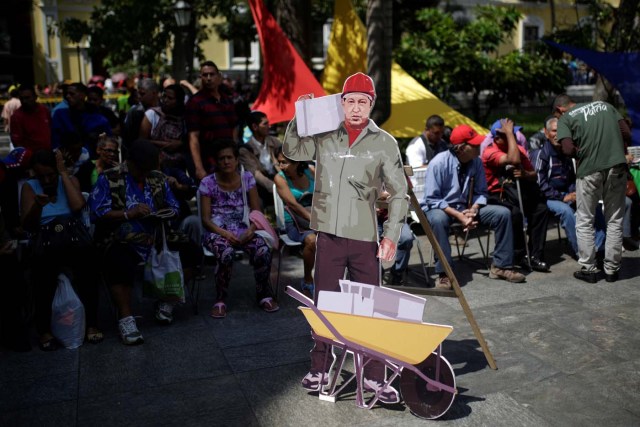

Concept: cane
[[463, 176, 475, 243], [506, 165, 532, 271]]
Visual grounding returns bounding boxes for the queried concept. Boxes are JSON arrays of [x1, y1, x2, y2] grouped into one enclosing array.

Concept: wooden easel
[[386, 166, 498, 370]]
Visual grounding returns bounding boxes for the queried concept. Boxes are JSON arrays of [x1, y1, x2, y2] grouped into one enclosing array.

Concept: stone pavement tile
[[449, 346, 559, 397], [473, 296, 585, 327], [77, 374, 259, 427], [207, 312, 311, 349], [571, 358, 640, 418], [0, 371, 77, 413], [0, 346, 78, 382], [510, 371, 640, 426], [544, 304, 640, 361], [0, 400, 77, 427], [470, 318, 626, 376], [78, 326, 230, 399], [223, 334, 313, 373]]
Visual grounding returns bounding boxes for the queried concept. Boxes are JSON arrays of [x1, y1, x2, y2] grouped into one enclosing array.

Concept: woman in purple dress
[[199, 139, 279, 318]]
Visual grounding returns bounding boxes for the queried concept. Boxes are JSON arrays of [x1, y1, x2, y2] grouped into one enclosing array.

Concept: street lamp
[[173, 1, 193, 81], [174, 1, 192, 28]]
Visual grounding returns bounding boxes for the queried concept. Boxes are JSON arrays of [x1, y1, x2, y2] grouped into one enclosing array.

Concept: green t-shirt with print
[[556, 101, 625, 178]]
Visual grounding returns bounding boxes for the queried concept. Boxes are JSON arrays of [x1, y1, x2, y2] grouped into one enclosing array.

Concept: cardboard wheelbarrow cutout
[[286, 280, 456, 420]]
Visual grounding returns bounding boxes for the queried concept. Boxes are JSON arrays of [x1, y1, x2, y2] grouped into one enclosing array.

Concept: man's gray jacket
[[283, 118, 408, 244]]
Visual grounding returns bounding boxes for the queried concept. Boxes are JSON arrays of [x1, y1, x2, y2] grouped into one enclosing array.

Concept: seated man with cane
[[482, 119, 551, 272], [422, 125, 525, 289]]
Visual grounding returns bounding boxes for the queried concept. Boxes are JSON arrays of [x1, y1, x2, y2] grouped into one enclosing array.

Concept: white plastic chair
[[273, 183, 303, 299]]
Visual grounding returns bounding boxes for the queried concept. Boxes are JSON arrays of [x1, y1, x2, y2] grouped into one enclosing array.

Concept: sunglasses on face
[[102, 148, 119, 154]]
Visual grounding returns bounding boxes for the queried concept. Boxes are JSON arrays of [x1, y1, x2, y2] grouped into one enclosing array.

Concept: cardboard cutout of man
[[283, 72, 408, 404]]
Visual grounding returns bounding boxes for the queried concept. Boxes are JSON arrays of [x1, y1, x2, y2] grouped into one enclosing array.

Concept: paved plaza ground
[[1, 225, 639, 427]]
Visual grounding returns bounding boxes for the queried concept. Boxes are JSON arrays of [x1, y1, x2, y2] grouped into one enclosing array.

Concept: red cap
[[450, 125, 485, 146], [342, 72, 376, 100]]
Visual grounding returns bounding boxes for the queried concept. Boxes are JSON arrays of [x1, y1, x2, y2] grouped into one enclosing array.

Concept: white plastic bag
[[143, 224, 185, 303], [51, 273, 86, 349]]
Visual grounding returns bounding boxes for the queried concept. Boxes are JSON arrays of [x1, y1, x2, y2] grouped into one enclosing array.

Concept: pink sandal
[[260, 297, 280, 313], [210, 302, 227, 318]]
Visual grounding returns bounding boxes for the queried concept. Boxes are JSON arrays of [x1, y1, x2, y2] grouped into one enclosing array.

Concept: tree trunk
[[367, 0, 392, 125], [609, 0, 640, 51], [275, 0, 311, 66], [549, 0, 556, 31]]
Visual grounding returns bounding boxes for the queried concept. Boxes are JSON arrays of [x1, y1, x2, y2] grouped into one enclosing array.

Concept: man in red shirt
[[482, 118, 550, 272], [185, 61, 239, 181], [9, 86, 51, 152]]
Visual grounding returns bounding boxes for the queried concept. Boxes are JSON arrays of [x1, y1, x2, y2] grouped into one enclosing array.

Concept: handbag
[[143, 224, 185, 303], [240, 167, 278, 249], [32, 216, 93, 258]]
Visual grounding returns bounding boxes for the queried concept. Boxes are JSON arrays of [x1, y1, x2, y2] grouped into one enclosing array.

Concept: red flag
[[248, 0, 326, 124]]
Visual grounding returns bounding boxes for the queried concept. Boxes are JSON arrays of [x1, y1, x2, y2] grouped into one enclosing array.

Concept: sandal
[[260, 297, 280, 313], [38, 335, 59, 352], [86, 328, 104, 344], [210, 302, 227, 319]]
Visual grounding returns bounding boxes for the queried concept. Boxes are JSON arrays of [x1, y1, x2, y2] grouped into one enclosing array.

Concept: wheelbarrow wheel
[[400, 353, 456, 420]]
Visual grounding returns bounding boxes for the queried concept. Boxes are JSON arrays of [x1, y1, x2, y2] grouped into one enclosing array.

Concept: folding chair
[[191, 190, 214, 315], [272, 184, 303, 300]]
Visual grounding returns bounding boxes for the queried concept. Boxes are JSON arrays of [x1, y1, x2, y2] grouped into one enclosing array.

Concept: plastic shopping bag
[[51, 273, 86, 349], [143, 225, 185, 303]]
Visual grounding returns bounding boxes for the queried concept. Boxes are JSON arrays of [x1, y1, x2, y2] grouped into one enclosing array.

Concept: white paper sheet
[[295, 94, 345, 137]]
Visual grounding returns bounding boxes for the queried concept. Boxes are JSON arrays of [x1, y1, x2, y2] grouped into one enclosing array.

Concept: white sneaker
[[118, 316, 144, 345], [155, 301, 175, 325], [363, 378, 400, 404]]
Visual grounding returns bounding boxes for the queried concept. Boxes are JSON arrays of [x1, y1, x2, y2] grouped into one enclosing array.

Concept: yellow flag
[[322, 0, 488, 137]]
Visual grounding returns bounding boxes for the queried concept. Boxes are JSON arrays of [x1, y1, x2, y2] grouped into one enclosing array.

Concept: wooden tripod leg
[[408, 187, 498, 370]]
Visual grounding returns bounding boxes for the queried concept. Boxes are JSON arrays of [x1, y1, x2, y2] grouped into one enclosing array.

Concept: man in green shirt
[[554, 94, 631, 283]]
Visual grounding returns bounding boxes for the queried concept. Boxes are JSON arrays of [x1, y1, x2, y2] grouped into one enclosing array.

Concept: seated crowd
[[0, 75, 289, 352], [414, 102, 638, 289], [1, 74, 638, 354]]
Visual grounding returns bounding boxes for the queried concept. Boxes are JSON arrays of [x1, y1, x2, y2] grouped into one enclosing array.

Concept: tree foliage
[[58, 17, 91, 44], [551, 0, 640, 52], [394, 5, 567, 123], [86, 0, 236, 72]]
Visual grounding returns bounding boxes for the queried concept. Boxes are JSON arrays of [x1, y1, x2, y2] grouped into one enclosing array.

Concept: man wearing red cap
[[283, 72, 408, 403], [422, 124, 525, 288]]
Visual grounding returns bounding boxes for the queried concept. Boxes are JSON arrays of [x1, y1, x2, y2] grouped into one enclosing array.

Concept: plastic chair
[[272, 183, 303, 300]]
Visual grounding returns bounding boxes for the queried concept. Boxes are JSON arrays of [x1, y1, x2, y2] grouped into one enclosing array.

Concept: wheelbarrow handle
[[285, 286, 351, 347], [285, 286, 314, 306]]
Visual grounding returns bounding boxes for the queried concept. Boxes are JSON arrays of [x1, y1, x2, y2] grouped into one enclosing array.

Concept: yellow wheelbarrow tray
[[287, 286, 458, 420]]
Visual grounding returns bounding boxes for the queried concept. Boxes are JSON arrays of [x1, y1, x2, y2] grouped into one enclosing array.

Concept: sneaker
[[489, 264, 526, 283], [363, 378, 400, 404], [435, 275, 452, 290], [118, 316, 144, 345], [301, 371, 329, 391], [573, 268, 598, 284], [155, 301, 175, 325]]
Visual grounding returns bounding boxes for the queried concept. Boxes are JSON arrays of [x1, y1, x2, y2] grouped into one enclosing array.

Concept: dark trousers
[[32, 246, 99, 336], [488, 182, 550, 261], [310, 232, 384, 380]]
